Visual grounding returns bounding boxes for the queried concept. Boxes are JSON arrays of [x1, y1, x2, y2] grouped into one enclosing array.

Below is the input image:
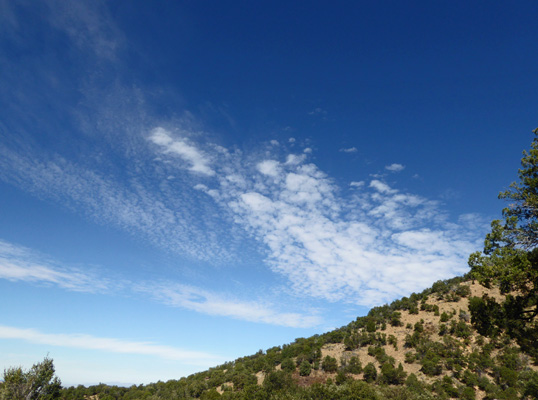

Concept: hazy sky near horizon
[[1, 0, 537, 386]]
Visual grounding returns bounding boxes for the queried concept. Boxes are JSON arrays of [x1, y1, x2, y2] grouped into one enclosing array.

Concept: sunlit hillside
[[52, 276, 538, 400]]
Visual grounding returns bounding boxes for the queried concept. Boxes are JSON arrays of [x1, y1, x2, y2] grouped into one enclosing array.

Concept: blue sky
[[1, 0, 537, 386]]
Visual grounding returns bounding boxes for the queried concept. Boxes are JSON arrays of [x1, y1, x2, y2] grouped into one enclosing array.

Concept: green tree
[[344, 356, 362, 374], [321, 356, 337, 373], [0, 357, 61, 400], [280, 358, 296, 373], [363, 363, 377, 383], [469, 128, 538, 359], [299, 360, 312, 376]]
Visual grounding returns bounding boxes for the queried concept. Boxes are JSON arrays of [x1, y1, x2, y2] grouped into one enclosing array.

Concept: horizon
[[1, 0, 537, 386]]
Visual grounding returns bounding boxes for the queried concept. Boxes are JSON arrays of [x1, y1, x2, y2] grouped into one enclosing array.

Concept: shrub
[[299, 361, 311, 376], [380, 363, 407, 385], [363, 363, 377, 383], [390, 312, 403, 327], [321, 356, 338, 373], [420, 351, 442, 376], [404, 352, 416, 364], [281, 358, 295, 373], [335, 371, 349, 386], [344, 356, 362, 374], [440, 312, 450, 322], [388, 334, 398, 350]]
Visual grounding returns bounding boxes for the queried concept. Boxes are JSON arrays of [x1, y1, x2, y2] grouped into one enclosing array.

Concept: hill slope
[[60, 276, 538, 400]]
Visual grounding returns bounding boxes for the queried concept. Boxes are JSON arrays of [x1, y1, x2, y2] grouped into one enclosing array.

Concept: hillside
[[58, 276, 538, 400]]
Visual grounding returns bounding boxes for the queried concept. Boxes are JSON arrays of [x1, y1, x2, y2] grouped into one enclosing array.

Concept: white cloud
[[0, 112, 485, 311], [205, 153, 483, 306], [257, 160, 280, 177], [350, 181, 365, 188], [385, 163, 405, 172], [340, 147, 358, 153], [149, 127, 215, 176], [0, 240, 108, 292], [285, 154, 306, 166], [369, 179, 397, 194], [0, 141, 231, 262], [138, 283, 321, 328], [0, 325, 223, 365]]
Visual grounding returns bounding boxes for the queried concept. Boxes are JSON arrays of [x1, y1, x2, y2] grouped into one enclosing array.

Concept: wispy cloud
[[138, 283, 321, 328], [0, 240, 108, 292], [0, 325, 223, 365], [149, 127, 215, 176], [350, 181, 365, 188], [340, 147, 358, 153], [44, 1, 122, 60], [1, 114, 487, 309], [0, 239, 320, 328], [385, 163, 405, 172], [177, 144, 486, 306], [0, 141, 233, 262]]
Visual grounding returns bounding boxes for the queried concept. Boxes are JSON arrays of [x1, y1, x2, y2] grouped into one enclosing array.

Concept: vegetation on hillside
[[3, 129, 538, 399]]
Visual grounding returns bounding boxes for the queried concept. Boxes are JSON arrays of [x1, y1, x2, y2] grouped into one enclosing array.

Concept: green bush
[[321, 356, 338, 373], [281, 358, 296, 373], [363, 363, 377, 383], [299, 360, 312, 376], [440, 312, 450, 322], [344, 356, 362, 374]]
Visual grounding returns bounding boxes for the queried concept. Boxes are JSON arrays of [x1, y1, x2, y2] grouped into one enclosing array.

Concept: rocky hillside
[[60, 276, 538, 400]]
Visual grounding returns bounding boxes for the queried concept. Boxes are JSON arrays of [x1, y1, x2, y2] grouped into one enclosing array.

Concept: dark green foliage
[[380, 363, 407, 385], [420, 350, 442, 376], [231, 371, 257, 390], [1, 357, 61, 400], [404, 373, 422, 392], [343, 356, 362, 374], [388, 334, 398, 350], [404, 352, 416, 364], [335, 371, 349, 386], [523, 371, 538, 398], [263, 370, 293, 393], [280, 358, 295, 373], [321, 356, 338, 373], [439, 312, 450, 322], [409, 305, 419, 315], [459, 386, 476, 400], [363, 363, 377, 383], [455, 285, 471, 298], [390, 312, 403, 327], [469, 129, 538, 360], [299, 360, 311, 376], [366, 318, 377, 333], [451, 320, 472, 338]]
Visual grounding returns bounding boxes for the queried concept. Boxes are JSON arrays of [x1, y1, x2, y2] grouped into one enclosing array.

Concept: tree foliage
[[469, 128, 538, 359], [0, 357, 61, 400]]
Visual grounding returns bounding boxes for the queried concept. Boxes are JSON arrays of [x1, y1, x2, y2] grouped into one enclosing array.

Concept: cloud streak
[[0, 112, 487, 312], [0, 325, 223, 365], [138, 283, 321, 328], [149, 127, 215, 176], [0, 240, 109, 293], [0, 239, 320, 328]]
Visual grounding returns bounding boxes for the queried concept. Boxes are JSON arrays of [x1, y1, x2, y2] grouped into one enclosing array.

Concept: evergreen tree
[[0, 357, 61, 400], [469, 128, 538, 359]]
